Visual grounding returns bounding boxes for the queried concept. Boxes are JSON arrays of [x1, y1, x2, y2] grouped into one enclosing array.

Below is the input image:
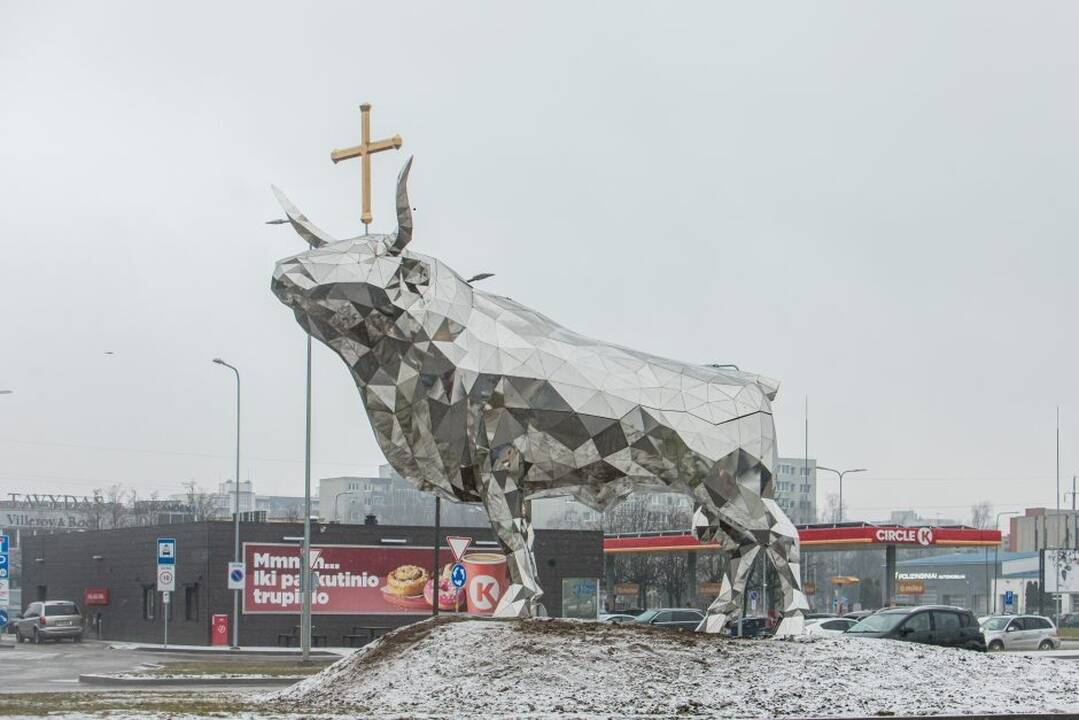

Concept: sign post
[[446, 536, 472, 599], [0, 534, 9, 641], [227, 562, 245, 590], [157, 538, 176, 649]]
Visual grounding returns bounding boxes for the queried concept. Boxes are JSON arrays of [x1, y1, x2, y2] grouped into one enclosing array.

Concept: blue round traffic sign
[[450, 562, 467, 588], [0, 609, 8, 626], [230, 569, 244, 583]]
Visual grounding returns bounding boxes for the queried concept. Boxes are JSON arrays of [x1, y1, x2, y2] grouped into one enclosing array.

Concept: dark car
[[635, 608, 704, 631], [726, 616, 773, 638], [846, 605, 985, 651]]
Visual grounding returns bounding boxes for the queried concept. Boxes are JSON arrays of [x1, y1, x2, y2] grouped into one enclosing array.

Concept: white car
[[981, 615, 1060, 651], [804, 617, 857, 637]]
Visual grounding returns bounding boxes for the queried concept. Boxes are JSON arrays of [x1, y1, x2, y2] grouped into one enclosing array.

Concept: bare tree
[[86, 490, 107, 530], [819, 494, 842, 524], [970, 501, 993, 529], [129, 489, 161, 526], [184, 481, 220, 521], [104, 484, 129, 529]]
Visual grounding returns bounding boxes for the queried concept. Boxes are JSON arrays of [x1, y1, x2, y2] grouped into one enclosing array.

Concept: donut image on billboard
[[242, 543, 500, 615]]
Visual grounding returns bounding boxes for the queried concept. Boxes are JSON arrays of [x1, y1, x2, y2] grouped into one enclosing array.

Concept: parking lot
[[0, 638, 321, 694]]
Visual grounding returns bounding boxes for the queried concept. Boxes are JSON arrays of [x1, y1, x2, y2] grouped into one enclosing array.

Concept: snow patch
[[264, 616, 1079, 717]]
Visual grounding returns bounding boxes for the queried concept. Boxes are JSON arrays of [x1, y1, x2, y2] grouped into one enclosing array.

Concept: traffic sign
[[450, 562, 467, 588], [1004, 590, 1015, 605], [0, 555, 8, 570], [157, 538, 177, 565], [446, 536, 472, 562], [0, 568, 7, 580], [0, 609, 8, 626], [227, 562, 245, 590], [0, 579, 10, 608], [162, 591, 171, 604], [157, 566, 175, 592], [0, 535, 9, 554], [748, 590, 760, 602]]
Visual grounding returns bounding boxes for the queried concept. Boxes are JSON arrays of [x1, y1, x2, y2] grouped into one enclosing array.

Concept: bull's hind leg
[[477, 459, 543, 618], [694, 495, 809, 635]]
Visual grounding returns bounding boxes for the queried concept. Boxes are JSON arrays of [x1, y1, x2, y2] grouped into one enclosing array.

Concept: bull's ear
[[271, 186, 336, 248], [386, 156, 413, 255]]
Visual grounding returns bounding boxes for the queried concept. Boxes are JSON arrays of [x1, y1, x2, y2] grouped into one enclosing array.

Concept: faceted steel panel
[[271, 158, 808, 634]]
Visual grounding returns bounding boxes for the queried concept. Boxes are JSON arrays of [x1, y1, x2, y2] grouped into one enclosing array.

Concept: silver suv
[[15, 601, 84, 644], [981, 614, 1059, 651]]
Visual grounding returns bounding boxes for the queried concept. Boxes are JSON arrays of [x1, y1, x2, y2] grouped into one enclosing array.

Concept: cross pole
[[330, 103, 403, 227]]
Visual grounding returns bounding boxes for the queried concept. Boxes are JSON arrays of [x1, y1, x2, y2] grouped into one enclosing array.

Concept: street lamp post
[[334, 490, 362, 522], [212, 358, 241, 649], [993, 510, 1021, 614], [816, 466, 867, 522], [300, 334, 313, 664]]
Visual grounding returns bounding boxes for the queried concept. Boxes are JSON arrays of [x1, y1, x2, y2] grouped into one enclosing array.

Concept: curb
[[78, 673, 304, 687], [122, 645, 341, 657]]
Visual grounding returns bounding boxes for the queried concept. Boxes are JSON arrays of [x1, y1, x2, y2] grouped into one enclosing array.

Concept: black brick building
[[21, 521, 602, 645]]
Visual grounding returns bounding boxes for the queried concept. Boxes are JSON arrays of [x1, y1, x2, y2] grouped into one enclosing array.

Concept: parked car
[[725, 615, 773, 638], [804, 617, 857, 637], [981, 615, 1060, 651], [804, 612, 838, 620], [14, 601, 84, 643], [846, 605, 985, 651], [634, 608, 705, 631], [843, 610, 876, 621], [600, 613, 637, 624]]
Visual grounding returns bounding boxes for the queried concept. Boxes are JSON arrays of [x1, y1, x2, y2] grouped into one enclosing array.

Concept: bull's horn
[[386, 156, 414, 254], [270, 186, 336, 248]]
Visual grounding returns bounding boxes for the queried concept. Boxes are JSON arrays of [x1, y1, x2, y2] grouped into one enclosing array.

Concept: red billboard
[[242, 542, 509, 616]]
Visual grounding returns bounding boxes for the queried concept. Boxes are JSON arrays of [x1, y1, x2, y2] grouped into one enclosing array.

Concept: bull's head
[[271, 158, 446, 355]]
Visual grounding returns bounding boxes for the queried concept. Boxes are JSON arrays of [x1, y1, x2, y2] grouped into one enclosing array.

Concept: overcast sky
[[1, 2, 1077, 525]]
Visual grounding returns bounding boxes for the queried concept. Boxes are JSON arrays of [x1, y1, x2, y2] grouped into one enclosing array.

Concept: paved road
[[0, 638, 171, 693], [0, 638, 294, 694]]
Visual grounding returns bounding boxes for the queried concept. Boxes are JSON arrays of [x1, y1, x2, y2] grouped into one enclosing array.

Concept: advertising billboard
[[1043, 549, 1079, 593], [243, 542, 509, 616]]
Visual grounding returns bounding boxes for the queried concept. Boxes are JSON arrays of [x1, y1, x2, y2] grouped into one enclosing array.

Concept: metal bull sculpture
[[271, 158, 808, 635]]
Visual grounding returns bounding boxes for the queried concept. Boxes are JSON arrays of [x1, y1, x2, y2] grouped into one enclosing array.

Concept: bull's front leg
[[478, 460, 543, 618], [761, 498, 809, 637]]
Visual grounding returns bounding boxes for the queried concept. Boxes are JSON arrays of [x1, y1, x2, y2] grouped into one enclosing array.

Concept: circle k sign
[[874, 527, 935, 546]]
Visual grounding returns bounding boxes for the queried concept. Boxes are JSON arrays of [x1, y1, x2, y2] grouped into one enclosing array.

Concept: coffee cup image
[[461, 552, 509, 615]]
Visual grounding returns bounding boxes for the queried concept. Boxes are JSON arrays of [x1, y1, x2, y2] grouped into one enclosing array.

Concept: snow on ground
[[268, 616, 1079, 718]]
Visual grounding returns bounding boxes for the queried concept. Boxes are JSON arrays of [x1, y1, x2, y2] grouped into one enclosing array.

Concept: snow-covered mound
[[268, 617, 1079, 717]]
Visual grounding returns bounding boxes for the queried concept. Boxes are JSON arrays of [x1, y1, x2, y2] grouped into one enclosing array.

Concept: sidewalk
[[109, 641, 351, 657]]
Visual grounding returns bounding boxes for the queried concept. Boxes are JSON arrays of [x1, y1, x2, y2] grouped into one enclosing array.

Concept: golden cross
[[329, 103, 403, 227]]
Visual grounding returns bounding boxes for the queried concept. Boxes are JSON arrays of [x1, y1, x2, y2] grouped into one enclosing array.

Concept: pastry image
[[423, 564, 464, 611], [385, 564, 428, 597]]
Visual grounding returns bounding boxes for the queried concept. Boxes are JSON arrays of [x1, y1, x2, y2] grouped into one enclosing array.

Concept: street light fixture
[[212, 357, 242, 649], [816, 466, 867, 523]]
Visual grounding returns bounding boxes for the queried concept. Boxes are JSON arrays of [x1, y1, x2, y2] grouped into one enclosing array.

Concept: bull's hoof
[[773, 614, 805, 638], [696, 612, 731, 634], [491, 584, 540, 619]]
